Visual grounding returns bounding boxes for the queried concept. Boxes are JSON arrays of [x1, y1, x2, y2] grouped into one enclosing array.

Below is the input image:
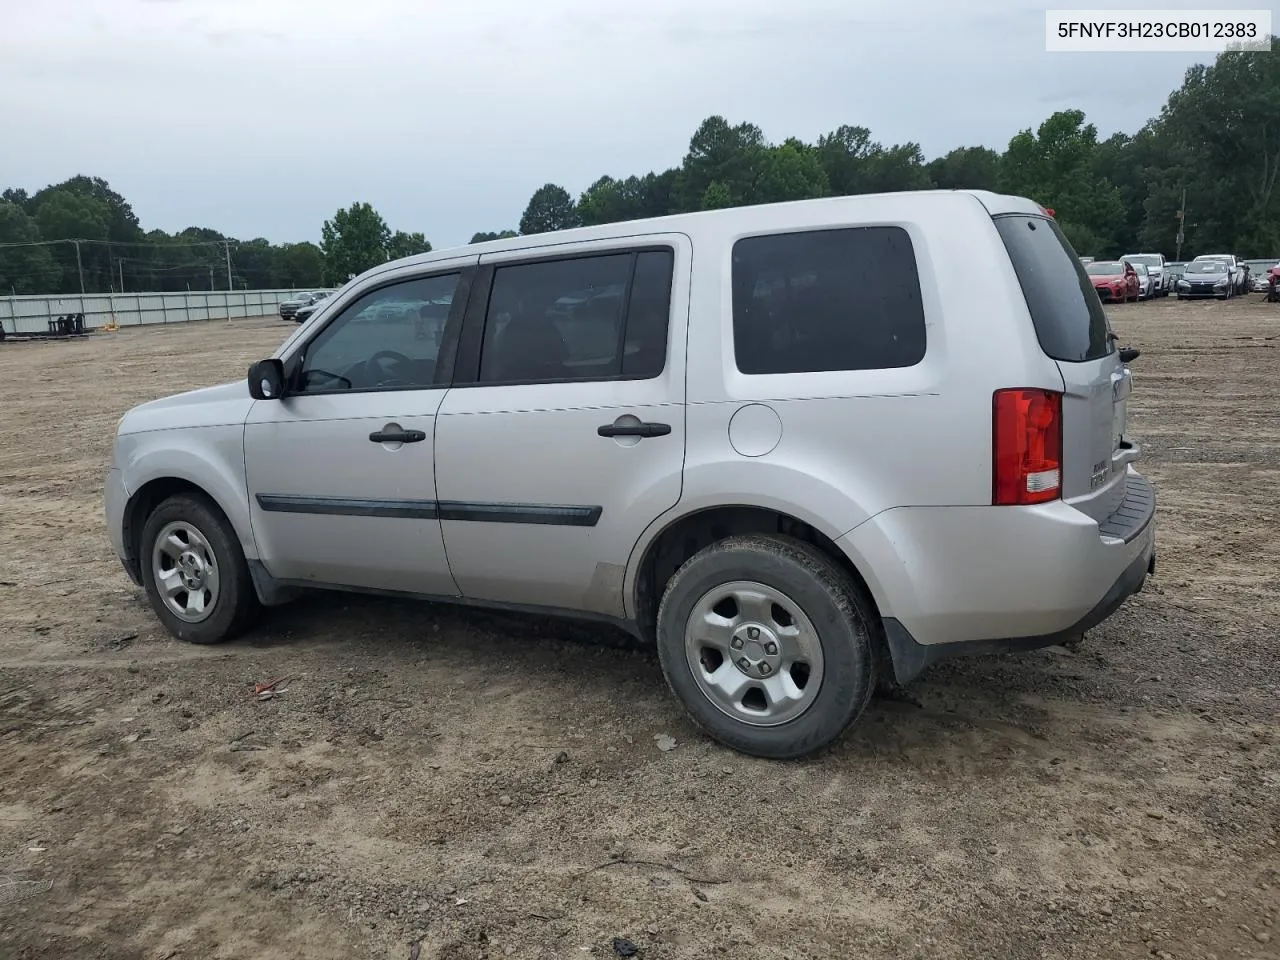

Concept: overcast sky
[[2, 0, 1229, 249]]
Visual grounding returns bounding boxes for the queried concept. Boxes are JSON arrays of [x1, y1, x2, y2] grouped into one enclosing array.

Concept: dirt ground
[[1, 297, 1278, 960]]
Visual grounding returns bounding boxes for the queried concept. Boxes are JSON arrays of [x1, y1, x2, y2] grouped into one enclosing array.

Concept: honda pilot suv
[[104, 191, 1155, 759]]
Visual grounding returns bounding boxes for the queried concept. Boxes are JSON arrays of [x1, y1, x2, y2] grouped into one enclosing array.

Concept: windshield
[[1131, 264, 1148, 275], [1124, 255, 1160, 267], [1086, 262, 1124, 276], [1245, 260, 1275, 271], [1186, 262, 1227, 275]]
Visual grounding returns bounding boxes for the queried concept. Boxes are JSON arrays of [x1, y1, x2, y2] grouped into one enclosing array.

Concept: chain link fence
[[0, 288, 327, 336]]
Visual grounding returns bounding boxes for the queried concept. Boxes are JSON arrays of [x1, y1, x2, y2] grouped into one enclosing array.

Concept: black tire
[[139, 493, 260, 644], [655, 535, 877, 760]]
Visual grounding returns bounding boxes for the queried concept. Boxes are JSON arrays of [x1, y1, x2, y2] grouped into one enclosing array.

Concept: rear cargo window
[[731, 226, 926, 375], [994, 214, 1114, 363]]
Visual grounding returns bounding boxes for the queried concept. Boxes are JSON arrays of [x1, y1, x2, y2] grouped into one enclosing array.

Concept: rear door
[[993, 214, 1134, 523], [433, 235, 690, 617]]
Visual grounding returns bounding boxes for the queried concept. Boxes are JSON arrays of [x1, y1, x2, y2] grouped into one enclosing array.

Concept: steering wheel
[[366, 350, 414, 388]]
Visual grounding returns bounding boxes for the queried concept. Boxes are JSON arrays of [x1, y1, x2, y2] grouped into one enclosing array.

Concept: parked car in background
[[1166, 262, 1187, 284], [278, 291, 325, 321], [102, 189, 1155, 759], [1131, 263, 1157, 300], [1191, 254, 1246, 295], [1121, 253, 1169, 296], [1177, 259, 1236, 299], [1086, 260, 1140, 302], [1245, 259, 1278, 293], [293, 297, 323, 324], [1079, 256, 1095, 265], [1268, 262, 1280, 302]]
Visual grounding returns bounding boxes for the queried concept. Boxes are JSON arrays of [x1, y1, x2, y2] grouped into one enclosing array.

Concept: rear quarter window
[[994, 214, 1114, 363], [731, 226, 926, 375]]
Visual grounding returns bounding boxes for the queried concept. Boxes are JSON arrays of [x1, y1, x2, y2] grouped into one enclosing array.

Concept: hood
[[1182, 270, 1229, 282], [117, 380, 253, 436], [1090, 274, 1125, 285]]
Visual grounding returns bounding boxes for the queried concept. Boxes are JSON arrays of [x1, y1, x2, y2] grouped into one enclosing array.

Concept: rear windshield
[[994, 214, 1113, 363]]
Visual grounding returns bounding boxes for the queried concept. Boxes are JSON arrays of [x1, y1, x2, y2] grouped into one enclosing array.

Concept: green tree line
[[3, 42, 1276, 296], [495, 43, 1280, 260], [0, 186, 431, 296]]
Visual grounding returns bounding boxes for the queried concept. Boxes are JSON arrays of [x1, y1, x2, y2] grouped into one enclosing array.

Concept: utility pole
[[208, 265, 214, 290], [73, 239, 85, 295], [118, 258, 125, 293], [1174, 186, 1186, 261], [223, 239, 233, 290]]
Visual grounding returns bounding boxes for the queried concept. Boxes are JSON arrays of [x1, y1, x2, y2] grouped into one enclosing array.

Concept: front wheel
[[655, 535, 877, 759], [140, 493, 261, 644]]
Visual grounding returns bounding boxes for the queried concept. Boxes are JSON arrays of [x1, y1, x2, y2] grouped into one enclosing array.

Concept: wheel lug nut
[[730, 636, 744, 650], [759, 662, 772, 675], [764, 641, 778, 656], [736, 658, 751, 672], [747, 626, 760, 640]]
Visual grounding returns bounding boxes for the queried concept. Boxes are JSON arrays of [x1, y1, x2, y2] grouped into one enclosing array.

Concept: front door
[[244, 259, 475, 595], [433, 237, 690, 617]]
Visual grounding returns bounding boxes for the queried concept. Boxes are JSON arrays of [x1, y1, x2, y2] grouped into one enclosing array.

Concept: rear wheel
[[140, 493, 260, 644], [655, 535, 877, 759]]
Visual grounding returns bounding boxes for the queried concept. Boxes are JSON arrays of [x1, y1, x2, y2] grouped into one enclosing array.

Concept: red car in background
[[1267, 262, 1280, 302], [1085, 260, 1140, 303]]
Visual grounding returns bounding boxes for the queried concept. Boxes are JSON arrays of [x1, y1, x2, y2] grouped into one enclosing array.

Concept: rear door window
[[477, 249, 674, 384], [994, 215, 1114, 363], [730, 226, 926, 375]]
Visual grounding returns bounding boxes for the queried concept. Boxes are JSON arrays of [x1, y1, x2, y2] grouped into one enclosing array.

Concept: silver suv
[[104, 191, 1156, 759]]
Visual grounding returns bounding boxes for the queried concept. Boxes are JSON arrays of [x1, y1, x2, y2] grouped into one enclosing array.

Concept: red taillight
[[993, 389, 1063, 505]]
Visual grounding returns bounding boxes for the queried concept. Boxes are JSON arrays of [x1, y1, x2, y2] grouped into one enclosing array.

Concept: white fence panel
[[0, 288, 328, 335]]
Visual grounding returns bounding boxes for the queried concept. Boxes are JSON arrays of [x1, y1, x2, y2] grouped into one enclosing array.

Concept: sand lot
[[1, 297, 1277, 960]]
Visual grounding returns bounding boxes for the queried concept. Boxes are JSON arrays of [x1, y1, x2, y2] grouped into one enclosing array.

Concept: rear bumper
[[881, 545, 1154, 684], [839, 467, 1156, 684]]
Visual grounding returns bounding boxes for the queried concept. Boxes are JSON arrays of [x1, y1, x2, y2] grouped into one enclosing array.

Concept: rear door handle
[[597, 421, 671, 438], [369, 423, 426, 444]]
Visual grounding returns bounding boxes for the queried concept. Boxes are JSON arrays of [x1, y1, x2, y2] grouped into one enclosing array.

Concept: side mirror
[[248, 358, 286, 400]]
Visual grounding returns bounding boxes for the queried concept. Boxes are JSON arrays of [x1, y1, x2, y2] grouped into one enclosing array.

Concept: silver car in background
[[1246, 259, 1278, 293], [1131, 262, 1155, 300], [1122, 253, 1169, 297]]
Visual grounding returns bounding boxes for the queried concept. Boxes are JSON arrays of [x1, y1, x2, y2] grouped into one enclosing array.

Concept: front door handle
[[369, 423, 426, 444], [597, 421, 671, 438]]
